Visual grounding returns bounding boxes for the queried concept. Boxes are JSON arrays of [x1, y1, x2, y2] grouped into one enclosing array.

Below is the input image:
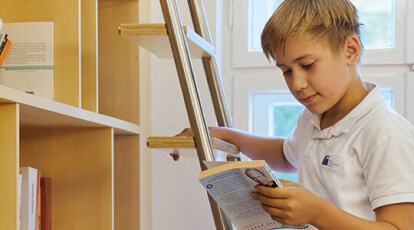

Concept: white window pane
[[250, 0, 282, 50], [271, 104, 303, 136], [352, 0, 395, 49], [379, 87, 395, 108], [251, 90, 300, 135]]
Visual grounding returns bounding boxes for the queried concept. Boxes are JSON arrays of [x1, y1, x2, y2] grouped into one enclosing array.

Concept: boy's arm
[[252, 180, 414, 230], [175, 127, 296, 173], [312, 199, 414, 229]]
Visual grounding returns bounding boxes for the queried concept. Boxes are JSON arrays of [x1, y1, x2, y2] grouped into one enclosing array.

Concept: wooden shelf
[[0, 1, 141, 229], [119, 23, 215, 59], [147, 136, 240, 158], [0, 85, 139, 135]]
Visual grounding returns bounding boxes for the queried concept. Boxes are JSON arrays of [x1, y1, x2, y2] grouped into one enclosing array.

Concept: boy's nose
[[291, 72, 308, 91]]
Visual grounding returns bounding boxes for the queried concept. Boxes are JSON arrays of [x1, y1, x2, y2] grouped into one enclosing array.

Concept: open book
[[199, 160, 308, 230]]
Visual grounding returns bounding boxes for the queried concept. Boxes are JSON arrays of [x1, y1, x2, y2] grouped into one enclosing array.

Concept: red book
[[40, 178, 51, 230], [0, 39, 11, 67]]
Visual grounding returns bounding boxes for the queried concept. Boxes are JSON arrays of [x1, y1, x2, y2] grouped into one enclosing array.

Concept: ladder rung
[[147, 136, 240, 158], [119, 23, 215, 59]]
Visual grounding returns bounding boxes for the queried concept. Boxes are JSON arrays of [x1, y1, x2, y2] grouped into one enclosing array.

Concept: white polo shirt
[[283, 82, 414, 225]]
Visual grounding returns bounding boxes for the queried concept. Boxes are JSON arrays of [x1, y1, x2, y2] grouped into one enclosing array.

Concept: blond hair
[[261, 0, 362, 61]]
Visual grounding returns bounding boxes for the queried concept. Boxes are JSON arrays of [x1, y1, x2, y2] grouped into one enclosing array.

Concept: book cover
[[20, 167, 39, 230], [18, 173, 23, 230], [35, 171, 41, 230], [199, 160, 308, 230], [40, 178, 51, 230]]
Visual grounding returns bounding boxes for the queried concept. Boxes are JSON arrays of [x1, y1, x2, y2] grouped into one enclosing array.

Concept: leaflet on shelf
[[0, 22, 53, 99]]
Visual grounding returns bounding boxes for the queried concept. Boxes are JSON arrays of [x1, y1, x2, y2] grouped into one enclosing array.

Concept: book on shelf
[[40, 178, 51, 230], [18, 173, 23, 230], [35, 170, 41, 230], [20, 167, 47, 230], [20, 167, 39, 230], [199, 160, 308, 230]]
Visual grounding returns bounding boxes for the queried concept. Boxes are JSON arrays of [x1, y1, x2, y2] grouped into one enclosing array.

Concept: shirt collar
[[308, 82, 381, 139]]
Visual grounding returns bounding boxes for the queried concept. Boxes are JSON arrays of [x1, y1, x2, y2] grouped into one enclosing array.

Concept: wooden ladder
[[120, 0, 239, 229]]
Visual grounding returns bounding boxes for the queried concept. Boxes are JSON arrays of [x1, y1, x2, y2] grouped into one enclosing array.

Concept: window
[[233, 0, 411, 67], [251, 90, 301, 182]]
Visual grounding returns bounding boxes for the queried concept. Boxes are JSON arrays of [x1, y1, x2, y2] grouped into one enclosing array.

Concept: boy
[[176, 0, 414, 229]]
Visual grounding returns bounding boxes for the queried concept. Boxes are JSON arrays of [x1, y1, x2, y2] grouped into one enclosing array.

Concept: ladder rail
[[159, 0, 233, 229], [187, 0, 240, 162], [159, 0, 214, 164], [187, 0, 234, 129]]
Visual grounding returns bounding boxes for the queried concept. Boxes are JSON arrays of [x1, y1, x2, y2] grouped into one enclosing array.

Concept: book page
[[0, 22, 53, 99]]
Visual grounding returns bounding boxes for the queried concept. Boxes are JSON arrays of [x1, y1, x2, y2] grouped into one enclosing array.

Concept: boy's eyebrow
[[276, 54, 313, 67]]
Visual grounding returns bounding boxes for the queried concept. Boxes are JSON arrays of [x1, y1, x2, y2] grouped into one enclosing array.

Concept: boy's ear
[[344, 35, 361, 65]]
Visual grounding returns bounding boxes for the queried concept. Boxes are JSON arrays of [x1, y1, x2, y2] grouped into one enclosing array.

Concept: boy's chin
[[304, 106, 326, 115]]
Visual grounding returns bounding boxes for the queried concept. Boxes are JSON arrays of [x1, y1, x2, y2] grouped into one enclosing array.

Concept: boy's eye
[[302, 62, 314, 69], [282, 70, 292, 76]]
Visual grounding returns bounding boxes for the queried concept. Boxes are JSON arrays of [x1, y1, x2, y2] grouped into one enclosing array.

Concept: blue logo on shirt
[[322, 155, 331, 166]]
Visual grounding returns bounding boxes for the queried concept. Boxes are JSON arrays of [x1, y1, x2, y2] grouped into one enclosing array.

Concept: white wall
[[149, 0, 222, 229]]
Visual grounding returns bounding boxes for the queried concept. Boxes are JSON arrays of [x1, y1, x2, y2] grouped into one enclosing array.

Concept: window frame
[[232, 0, 412, 68]]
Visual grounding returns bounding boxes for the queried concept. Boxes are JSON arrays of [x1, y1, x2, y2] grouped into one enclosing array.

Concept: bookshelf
[[0, 0, 141, 230]]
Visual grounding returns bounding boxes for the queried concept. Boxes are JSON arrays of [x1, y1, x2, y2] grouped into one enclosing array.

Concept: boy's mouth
[[300, 94, 317, 104]]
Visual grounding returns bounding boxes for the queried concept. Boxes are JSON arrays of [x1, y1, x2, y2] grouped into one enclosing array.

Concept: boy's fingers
[[279, 179, 300, 187], [175, 128, 193, 137], [261, 203, 284, 217], [253, 190, 286, 208], [255, 185, 291, 199]]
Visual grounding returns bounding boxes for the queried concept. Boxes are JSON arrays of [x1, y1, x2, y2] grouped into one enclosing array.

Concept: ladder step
[[119, 23, 215, 59], [147, 136, 240, 158]]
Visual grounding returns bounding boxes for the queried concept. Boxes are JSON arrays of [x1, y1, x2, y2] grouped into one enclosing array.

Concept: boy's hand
[[175, 128, 194, 137], [170, 127, 224, 161], [252, 179, 323, 226]]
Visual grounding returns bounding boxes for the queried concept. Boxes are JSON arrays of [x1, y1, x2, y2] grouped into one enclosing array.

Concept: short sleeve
[[362, 121, 414, 210]]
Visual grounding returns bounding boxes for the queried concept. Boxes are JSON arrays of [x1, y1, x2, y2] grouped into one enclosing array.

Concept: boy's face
[[275, 35, 356, 116]]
